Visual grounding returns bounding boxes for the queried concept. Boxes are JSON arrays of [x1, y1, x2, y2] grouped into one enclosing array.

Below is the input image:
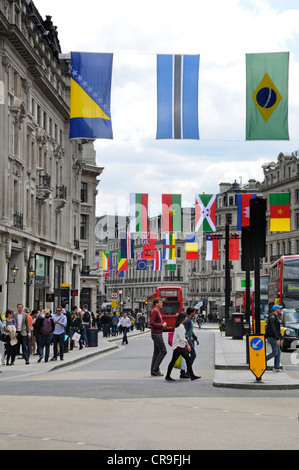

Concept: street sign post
[[248, 334, 267, 382]]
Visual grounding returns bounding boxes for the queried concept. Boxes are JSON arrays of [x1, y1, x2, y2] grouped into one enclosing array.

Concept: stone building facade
[[0, 0, 102, 312]]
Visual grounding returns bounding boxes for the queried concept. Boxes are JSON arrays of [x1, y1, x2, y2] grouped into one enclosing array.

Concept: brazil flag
[[246, 52, 289, 140]]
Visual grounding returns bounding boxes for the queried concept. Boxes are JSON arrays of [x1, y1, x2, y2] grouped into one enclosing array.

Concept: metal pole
[[254, 240, 261, 335], [225, 224, 230, 323]]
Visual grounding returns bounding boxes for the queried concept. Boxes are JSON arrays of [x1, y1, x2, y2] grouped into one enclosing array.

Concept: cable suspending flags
[[269, 192, 291, 231]]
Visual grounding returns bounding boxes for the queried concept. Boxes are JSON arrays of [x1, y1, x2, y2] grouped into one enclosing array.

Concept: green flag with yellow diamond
[[246, 52, 289, 140]]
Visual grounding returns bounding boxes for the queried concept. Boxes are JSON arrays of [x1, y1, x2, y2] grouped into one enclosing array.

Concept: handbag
[[174, 356, 181, 369], [72, 332, 81, 342], [168, 332, 174, 346], [1, 333, 10, 343]]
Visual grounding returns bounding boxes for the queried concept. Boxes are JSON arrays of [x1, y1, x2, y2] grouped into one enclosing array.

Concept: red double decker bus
[[147, 286, 183, 331], [268, 255, 299, 310]]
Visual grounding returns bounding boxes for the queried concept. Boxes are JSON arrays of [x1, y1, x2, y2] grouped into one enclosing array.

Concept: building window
[[80, 214, 88, 240], [81, 183, 88, 203]]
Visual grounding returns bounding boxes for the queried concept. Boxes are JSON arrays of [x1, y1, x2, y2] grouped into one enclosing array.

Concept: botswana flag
[[157, 54, 200, 139]]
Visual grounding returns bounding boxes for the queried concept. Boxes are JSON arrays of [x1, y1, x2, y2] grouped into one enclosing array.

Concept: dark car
[[280, 309, 299, 352]]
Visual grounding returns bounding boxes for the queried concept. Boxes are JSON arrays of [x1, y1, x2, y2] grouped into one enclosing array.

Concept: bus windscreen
[[161, 303, 180, 315]]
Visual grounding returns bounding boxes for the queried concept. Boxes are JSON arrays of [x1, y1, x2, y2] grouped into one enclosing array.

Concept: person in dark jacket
[[149, 298, 167, 376], [266, 305, 283, 372]]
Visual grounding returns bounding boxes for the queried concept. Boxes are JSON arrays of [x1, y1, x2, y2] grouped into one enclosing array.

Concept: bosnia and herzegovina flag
[[157, 54, 200, 139], [70, 52, 113, 139], [246, 52, 289, 140]]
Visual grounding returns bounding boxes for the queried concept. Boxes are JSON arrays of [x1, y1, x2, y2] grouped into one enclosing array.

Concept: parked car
[[280, 309, 299, 352]]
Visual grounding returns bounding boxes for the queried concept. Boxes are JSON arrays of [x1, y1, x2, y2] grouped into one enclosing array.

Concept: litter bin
[[87, 328, 98, 347], [231, 313, 244, 339]]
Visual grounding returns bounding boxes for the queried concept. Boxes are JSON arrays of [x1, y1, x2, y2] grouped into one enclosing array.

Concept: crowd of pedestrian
[[0, 300, 202, 382], [0, 303, 95, 366], [98, 311, 146, 339]]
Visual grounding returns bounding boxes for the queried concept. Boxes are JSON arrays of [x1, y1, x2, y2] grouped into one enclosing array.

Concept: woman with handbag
[[70, 308, 83, 351], [165, 313, 201, 382], [3, 310, 18, 366]]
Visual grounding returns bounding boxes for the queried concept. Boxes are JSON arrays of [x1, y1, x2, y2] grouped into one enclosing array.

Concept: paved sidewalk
[[213, 330, 299, 390]]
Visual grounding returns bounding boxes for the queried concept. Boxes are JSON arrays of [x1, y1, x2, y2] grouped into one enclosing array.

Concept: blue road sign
[[250, 337, 264, 351]]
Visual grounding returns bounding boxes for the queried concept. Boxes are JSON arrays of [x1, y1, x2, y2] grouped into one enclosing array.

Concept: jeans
[[266, 337, 281, 370], [53, 332, 65, 359], [151, 334, 167, 373], [38, 334, 52, 362], [81, 324, 89, 344], [122, 327, 129, 344]]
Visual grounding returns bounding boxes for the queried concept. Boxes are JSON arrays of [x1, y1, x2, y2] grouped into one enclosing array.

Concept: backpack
[[41, 317, 53, 336], [83, 311, 90, 323]]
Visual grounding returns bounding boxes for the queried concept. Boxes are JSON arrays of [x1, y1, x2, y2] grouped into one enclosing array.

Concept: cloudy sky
[[36, 0, 299, 217]]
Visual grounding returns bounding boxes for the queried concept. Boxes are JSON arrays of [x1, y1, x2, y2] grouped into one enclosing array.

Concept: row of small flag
[[101, 233, 240, 278], [129, 192, 291, 234], [71, 51, 290, 141]]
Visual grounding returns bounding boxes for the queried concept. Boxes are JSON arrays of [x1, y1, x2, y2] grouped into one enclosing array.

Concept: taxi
[[280, 309, 299, 352]]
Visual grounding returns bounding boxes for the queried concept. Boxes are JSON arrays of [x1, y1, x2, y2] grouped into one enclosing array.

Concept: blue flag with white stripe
[[156, 54, 200, 140]]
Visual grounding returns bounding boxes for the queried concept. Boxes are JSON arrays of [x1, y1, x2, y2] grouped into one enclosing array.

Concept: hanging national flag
[[120, 233, 134, 260], [157, 54, 200, 140], [246, 52, 289, 140], [206, 235, 219, 261], [163, 233, 176, 260], [166, 259, 176, 271], [186, 234, 199, 260], [137, 259, 147, 271], [142, 233, 156, 259], [237, 194, 257, 231], [136, 250, 143, 261], [152, 251, 163, 271], [116, 251, 129, 278], [102, 250, 112, 270], [195, 194, 216, 232], [229, 236, 240, 261], [269, 193, 291, 231], [129, 193, 149, 233], [162, 194, 182, 232], [102, 250, 112, 277], [70, 52, 113, 139]]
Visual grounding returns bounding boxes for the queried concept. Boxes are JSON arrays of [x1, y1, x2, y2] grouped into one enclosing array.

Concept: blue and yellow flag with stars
[[246, 52, 289, 140], [70, 52, 113, 139]]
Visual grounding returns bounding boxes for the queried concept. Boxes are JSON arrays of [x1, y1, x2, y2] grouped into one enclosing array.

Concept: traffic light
[[241, 226, 254, 271], [250, 197, 266, 258]]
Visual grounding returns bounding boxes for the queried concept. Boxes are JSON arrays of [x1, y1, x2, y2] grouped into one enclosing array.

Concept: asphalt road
[[0, 330, 299, 451]]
